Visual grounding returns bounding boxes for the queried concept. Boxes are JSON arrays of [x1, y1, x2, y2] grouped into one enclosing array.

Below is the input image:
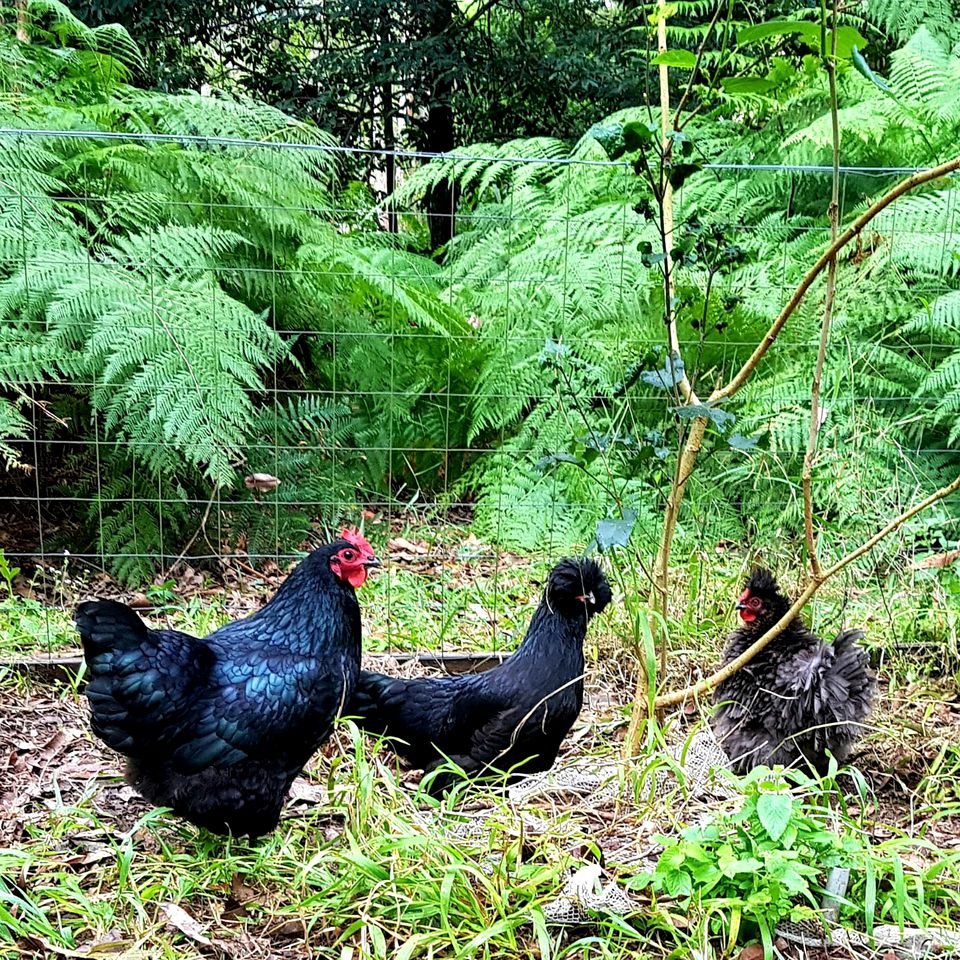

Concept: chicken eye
[[342, 549, 356, 561], [749, 597, 762, 608]]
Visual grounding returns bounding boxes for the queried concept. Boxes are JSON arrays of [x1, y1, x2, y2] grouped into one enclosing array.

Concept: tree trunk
[[383, 81, 397, 233], [424, 101, 456, 252], [421, 0, 458, 254], [15, 0, 28, 41]]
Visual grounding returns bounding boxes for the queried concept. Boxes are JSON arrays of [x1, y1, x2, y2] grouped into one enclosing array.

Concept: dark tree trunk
[[383, 82, 397, 233], [421, 0, 458, 255], [424, 101, 456, 252]]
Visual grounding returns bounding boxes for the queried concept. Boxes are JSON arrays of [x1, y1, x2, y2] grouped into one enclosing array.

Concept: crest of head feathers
[[340, 527, 375, 557], [547, 557, 612, 616], [743, 567, 782, 599]]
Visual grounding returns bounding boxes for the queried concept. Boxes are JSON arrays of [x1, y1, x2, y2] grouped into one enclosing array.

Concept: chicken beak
[[575, 591, 595, 605], [734, 601, 745, 610], [364, 557, 382, 569]]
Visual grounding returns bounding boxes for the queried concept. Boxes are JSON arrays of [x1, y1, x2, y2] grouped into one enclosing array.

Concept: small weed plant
[[635, 767, 849, 951], [634, 763, 960, 957]]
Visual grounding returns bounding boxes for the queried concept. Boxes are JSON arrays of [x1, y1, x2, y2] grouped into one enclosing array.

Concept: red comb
[[738, 588, 750, 602], [340, 526, 375, 555]]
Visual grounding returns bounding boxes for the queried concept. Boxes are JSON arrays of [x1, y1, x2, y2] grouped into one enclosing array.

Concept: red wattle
[[344, 567, 368, 589]]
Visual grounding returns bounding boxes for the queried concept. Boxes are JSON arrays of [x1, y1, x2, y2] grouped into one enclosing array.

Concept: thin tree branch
[[655, 0, 699, 408], [628, 153, 960, 734], [802, 0, 841, 578], [711, 155, 960, 405], [462, 0, 507, 29], [672, 1, 725, 128]]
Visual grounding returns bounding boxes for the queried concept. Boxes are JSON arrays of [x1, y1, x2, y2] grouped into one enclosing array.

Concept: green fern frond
[[0, 398, 29, 469]]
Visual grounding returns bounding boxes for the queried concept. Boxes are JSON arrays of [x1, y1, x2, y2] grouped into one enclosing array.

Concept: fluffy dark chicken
[[349, 557, 612, 794], [75, 530, 379, 837], [712, 568, 875, 775]]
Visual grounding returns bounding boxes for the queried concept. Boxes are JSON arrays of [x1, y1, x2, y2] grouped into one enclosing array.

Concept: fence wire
[[1, 130, 958, 657]]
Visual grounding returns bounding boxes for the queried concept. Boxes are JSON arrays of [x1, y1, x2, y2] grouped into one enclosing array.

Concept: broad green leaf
[[738, 20, 867, 58], [587, 121, 628, 158], [642, 352, 685, 389], [622, 120, 658, 152], [728, 433, 760, 451], [852, 46, 892, 92], [672, 404, 737, 429], [668, 162, 703, 189], [650, 50, 698, 68], [721, 77, 779, 94], [662, 868, 693, 897], [535, 452, 580, 471], [737, 20, 812, 44], [539, 338, 570, 363], [757, 792, 794, 841], [824, 26, 869, 58], [595, 510, 637, 550]]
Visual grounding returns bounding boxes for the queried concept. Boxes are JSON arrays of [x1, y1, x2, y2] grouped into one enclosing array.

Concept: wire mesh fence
[[1, 127, 958, 658]]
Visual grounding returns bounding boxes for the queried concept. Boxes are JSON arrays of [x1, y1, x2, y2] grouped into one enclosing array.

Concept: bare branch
[[802, 0, 842, 578], [671, 1, 725, 128], [711, 155, 960, 405]]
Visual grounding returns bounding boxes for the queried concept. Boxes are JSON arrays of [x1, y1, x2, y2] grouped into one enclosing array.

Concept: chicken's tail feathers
[[833, 627, 866, 651], [75, 599, 149, 659], [831, 627, 876, 708], [76, 600, 210, 759]]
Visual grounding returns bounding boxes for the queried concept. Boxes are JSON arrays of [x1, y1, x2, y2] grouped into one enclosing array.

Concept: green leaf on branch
[[672, 404, 737, 429], [721, 77, 779, 95], [650, 50, 698, 68], [642, 353, 685, 389], [852, 46, 892, 93], [757, 792, 794, 842], [534, 452, 580, 471], [595, 510, 637, 550], [622, 120, 658, 152], [728, 433, 760, 451], [668, 162, 703, 189], [737, 21, 867, 58], [539, 339, 570, 364]]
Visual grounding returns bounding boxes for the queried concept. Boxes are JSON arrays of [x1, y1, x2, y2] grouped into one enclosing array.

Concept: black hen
[[75, 530, 379, 837], [712, 568, 875, 775], [349, 557, 612, 794]]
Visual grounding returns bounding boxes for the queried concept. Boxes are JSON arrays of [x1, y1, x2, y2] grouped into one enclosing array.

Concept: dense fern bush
[[3, 2, 959, 579], [0, 3, 472, 581], [392, 21, 960, 557]]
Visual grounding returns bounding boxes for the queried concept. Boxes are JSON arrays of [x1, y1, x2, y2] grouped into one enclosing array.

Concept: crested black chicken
[[711, 568, 875, 775], [348, 557, 612, 795], [75, 529, 380, 837]]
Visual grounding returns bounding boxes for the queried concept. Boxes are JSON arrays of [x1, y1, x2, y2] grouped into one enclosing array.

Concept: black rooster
[[75, 530, 380, 837], [712, 568, 875, 775], [348, 557, 612, 795]]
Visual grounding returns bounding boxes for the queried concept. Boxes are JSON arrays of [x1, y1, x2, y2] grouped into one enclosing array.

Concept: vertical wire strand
[[490, 159, 517, 657]]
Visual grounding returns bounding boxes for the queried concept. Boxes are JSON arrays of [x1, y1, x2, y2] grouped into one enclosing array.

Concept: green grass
[[0, 596, 78, 656], [4, 525, 959, 677]]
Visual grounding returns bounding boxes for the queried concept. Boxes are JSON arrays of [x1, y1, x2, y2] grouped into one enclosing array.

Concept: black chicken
[[348, 557, 612, 794], [75, 530, 380, 837], [712, 568, 875, 775]]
